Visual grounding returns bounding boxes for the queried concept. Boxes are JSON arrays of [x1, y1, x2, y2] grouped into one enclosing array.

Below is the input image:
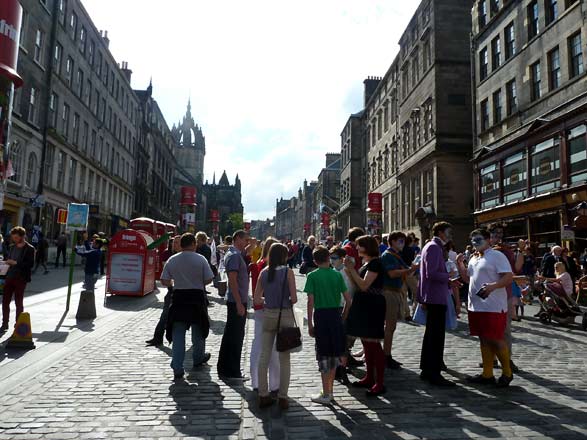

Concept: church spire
[[187, 98, 191, 118], [212, 172, 216, 185]]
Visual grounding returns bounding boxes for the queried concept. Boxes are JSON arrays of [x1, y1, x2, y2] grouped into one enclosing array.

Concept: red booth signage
[[368, 192, 383, 213], [107, 229, 156, 296], [0, 0, 24, 87], [210, 209, 220, 223], [321, 213, 330, 226], [304, 223, 311, 232], [180, 186, 197, 206]]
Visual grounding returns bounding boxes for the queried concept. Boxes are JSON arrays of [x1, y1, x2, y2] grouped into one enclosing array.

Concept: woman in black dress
[[344, 235, 387, 396]]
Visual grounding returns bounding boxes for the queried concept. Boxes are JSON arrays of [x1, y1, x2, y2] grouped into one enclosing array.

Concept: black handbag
[[275, 268, 302, 352], [298, 261, 308, 275]]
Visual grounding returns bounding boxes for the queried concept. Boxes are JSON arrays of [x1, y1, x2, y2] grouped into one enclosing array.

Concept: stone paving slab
[[0, 274, 586, 439]]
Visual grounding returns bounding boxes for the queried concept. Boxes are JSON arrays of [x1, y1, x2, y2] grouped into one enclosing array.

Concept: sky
[[83, 0, 419, 220]]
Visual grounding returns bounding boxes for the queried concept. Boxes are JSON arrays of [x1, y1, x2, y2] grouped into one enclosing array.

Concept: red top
[[343, 242, 362, 270], [250, 258, 267, 310]]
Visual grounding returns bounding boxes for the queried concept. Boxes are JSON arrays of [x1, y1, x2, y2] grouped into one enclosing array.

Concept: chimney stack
[[103, 30, 110, 48], [120, 61, 132, 83], [363, 76, 382, 107]]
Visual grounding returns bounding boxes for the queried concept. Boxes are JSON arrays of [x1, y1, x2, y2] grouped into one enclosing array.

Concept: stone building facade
[[344, 0, 474, 246], [10, 0, 138, 239], [311, 153, 341, 240], [472, 0, 587, 253]]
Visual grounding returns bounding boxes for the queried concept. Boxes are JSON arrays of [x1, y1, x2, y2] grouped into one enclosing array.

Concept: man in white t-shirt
[[456, 228, 514, 387]]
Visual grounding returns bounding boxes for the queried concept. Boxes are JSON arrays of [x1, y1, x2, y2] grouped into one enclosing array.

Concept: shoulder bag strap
[[276, 267, 297, 330]]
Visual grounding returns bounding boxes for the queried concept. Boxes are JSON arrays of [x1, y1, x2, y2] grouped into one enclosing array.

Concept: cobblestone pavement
[[0, 274, 586, 439]]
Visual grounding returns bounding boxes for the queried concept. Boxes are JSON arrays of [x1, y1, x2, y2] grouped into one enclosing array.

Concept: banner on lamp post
[[368, 193, 383, 213], [180, 186, 197, 206], [0, 0, 24, 87]]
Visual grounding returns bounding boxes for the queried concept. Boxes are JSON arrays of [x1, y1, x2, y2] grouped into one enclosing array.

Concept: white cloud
[[83, 0, 419, 219]]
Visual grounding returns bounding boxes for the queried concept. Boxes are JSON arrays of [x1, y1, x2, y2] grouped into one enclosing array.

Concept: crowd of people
[[148, 218, 587, 410]]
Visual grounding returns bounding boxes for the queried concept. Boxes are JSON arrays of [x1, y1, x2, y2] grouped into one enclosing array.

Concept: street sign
[[561, 229, 575, 240], [66, 203, 89, 231], [30, 194, 45, 208], [57, 209, 68, 224]]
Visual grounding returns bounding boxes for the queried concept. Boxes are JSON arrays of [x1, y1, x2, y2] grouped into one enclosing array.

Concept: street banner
[[0, 0, 24, 87], [57, 209, 68, 224], [66, 203, 89, 231], [210, 209, 220, 222], [368, 192, 383, 213], [321, 213, 330, 226], [180, 186, 197, 206]]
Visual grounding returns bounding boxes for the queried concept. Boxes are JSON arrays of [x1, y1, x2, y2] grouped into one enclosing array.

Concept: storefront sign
[[109, 253, 143, 293], [304, 223, 310, 232], [209, 209, 220, 222], [89, 204, 99, 217], [561, 229, 575, 240], [0, 0, 24, 87], [57, 209, 68, 224], [66, 203, 89, 231], [368, 193, 383, 213], [180, 186, 197, 206]]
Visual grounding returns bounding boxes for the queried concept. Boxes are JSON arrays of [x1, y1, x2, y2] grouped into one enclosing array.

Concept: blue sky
[[83, 0, 419, 220]]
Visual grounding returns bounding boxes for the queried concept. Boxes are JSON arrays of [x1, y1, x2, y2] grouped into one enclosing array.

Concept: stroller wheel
[[539, 312, 550, 324]]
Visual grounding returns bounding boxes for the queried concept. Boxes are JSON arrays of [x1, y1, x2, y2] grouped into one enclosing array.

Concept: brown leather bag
[[275, 268, 301, 352]]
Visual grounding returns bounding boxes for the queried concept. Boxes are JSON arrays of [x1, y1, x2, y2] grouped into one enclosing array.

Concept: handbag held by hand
[[275, 268, 302, 352]]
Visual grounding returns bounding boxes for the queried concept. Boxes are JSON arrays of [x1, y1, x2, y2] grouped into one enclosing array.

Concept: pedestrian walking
[[457, 228, 514, 387], [162, 233, 214, 380], [380, 231, 418, 369], [541, 245, 564, 279], [1, 227, 35, 332], [300, 236, 317, 275], [304, 246, 351, 405], [417, 222, 460, 387], [344, 235, 387, 396], [33, 236, 50, 275], [249, 237, 280, 394], [254, 243, 298, 410], [75, 239, 102, 292], [146, 236, 181, 347], [98, 232, 108, 275], [55, 232, 67, 268], [217, 230, 250, 380]]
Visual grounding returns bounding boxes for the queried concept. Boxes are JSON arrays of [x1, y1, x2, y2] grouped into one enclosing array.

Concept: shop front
[[0, 195, 24, 237]]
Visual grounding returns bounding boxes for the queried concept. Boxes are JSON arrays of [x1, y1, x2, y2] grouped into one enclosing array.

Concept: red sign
[[57, 209, 68, 224], [244, 222, 251, 232], [180, 186, 197, 206], [304, 223, 311, 232], [209, 209, 220, 223], [368, 192, 383, 213], [0, 0, 24, 87], [321, 213, 330, 226]]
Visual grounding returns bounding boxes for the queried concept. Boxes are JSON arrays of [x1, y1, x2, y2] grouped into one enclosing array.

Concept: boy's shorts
[[316, 355, 341, 373]]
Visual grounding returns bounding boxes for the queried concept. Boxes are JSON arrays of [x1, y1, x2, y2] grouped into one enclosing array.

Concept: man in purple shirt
[[418, 222, 460, 386]]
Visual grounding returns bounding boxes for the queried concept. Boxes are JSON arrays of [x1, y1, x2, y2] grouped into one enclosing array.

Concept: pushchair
[[537, 281, 587, 330]]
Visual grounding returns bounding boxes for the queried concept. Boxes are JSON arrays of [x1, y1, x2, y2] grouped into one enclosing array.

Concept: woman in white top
[[542, 262, 574, 296]]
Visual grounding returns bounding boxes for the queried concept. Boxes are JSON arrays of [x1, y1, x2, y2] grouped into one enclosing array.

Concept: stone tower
[[172, 100, 206, 184]]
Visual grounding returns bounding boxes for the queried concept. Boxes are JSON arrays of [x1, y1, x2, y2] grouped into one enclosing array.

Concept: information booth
[[106, 229, 156, 297], [165, 223, 177, 236], [130, 217, 156, 237]]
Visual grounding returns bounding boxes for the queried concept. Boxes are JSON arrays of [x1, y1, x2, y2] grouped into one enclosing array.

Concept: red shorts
[[468, 311, 507, 340]]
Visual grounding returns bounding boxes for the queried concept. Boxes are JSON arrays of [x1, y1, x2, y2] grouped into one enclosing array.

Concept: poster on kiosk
[[107, 229, 156, 296]]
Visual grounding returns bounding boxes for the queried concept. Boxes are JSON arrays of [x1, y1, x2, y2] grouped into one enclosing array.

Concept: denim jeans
[[217, 302, 247, 377], [84, 273, 97, 292], [153, 289, 172, 341], [171, 321, 206, 374]]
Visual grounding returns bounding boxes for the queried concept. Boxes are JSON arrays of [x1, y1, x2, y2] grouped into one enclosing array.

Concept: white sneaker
[[311, 392, 333, 405]]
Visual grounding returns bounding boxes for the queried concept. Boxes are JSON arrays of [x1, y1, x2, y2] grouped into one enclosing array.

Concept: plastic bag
[[412, 299, 458, 331]]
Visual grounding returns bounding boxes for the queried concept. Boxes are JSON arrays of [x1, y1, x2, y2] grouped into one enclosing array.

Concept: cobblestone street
[[0, 274, 586, 439]]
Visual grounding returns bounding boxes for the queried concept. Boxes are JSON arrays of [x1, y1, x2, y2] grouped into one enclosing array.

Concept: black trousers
[[55, 246, 66, 267], [153, 289, 172, 341], [420, 303, 447, 377], [217, 301, 247, 378]]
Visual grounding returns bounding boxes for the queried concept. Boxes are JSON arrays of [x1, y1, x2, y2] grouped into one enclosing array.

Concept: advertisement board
[[66, 203, 89, 231], [109, 254, 144, 293]]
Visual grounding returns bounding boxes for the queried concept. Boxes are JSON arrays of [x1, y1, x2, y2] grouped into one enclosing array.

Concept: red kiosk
[[106, 229, 156, 297], [165, 223, 177, 236]]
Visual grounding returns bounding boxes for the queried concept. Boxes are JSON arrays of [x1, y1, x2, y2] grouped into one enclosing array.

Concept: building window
[[480, 163, 499, 208], [423, 38, 431, 70], [44, 145, 54, 186], [423, 169, 433, 205], [506, 79, 517, 115], [548, 47, 561, 90], [61, 103, 70, 139], [527, 1, 539, 39], [530, 61, 541, 101], [503, 152, 527, 202], [19, 10, 27, 48], [412, 50, 419, 85], [531, 137, 560, 194], [569, 32, 584, 78], [65, 57, 73, 86], [49, 93, 58, 127], [80, 26, 86, 54], [402, 66, 409, 98], [28, 87, 38, 125], [504, 22, 515, 59], [68, 158, 77, 196], [72, 113, 80, 145], [53, 43, 63, 75], [545, 0, 558, 25], [76, 69, 84, 97], [492, 89, 502, 124], [479, 47, 488, 80], [412, 177, 421, 213], [88, 40, 95, 66], [69, 12, 77, 41], [480, 99, 489, 131], [26, 153, 38, 189], [79, 165, 86, 199], [490, 0, 500, 15], [58, 0, 67, 26], [491, 36, 501, 70], [479, 0, 487, 27], [569, 125, 587, 183], [384, 104, 389, 132], [34, 30, 44, 65], [9, 141, 23, 183], [56, 151, 66, 191]]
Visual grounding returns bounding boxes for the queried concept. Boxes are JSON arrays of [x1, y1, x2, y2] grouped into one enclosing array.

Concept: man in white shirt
[[457, 228, 514, 387]]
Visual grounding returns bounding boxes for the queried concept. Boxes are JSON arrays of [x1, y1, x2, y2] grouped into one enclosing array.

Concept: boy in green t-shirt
[[304, 246, 352, 405]]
